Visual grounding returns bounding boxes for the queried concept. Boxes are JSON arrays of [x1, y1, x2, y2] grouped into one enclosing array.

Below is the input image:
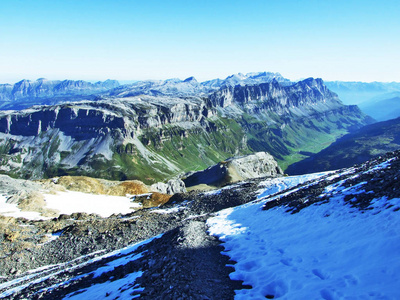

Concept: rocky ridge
[[107, 71, 291, 99], [0, 96, 227, 181], [0, 79, 120, 110], [210, 78, 347, 115], [0, 72, 290, 111]]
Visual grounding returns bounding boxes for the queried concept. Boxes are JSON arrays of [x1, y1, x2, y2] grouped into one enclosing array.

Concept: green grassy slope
[[286, 117, 400, 175]]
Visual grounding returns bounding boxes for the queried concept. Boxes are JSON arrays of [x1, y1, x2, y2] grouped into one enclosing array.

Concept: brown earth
[[47, 176, 150, 196]]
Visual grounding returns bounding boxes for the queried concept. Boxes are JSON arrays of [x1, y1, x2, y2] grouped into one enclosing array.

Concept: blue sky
[[0, 0, 399, 83]]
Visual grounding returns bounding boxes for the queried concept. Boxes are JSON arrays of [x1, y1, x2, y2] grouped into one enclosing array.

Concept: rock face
[[150, 178, 187, 194], [183, 152, 283, 188], [0, 95, 246, 182], [210, 78, 344, 114], [0, 76, 373, 182]]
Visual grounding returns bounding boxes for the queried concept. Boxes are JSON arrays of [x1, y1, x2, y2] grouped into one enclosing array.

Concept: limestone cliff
[[0, 96, 247, 182]]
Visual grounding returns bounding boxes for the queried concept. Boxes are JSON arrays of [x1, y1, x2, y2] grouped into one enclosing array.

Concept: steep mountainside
[[0, 78, 120, 110], [0, 77, 372, 182], [210, 78, 373, 168], [286, 116, 400, 175], [0, 95, 248, 182]]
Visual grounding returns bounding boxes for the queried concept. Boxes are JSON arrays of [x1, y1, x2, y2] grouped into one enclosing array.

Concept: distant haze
[[1, 0, 399, 84]]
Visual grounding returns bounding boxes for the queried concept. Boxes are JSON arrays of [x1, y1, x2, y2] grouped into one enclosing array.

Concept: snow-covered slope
[[208, 157, 400, 299], [1, 151, 400, 299]]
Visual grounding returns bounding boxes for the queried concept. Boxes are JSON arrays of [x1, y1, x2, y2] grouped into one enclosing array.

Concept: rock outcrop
[[183, 152, 283, 188], [210, 78, 344, 114], [150, 178, 187, 194]]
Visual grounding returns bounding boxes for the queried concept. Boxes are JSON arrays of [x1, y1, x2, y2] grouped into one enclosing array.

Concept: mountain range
[[0, 72, 290, 111], [0, 75, 372, 182], [0, 78, 120, 110], [0, 71, 400, 299]]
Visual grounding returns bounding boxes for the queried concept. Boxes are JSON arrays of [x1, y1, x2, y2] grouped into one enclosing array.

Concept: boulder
[[151, 179, 187, 195]]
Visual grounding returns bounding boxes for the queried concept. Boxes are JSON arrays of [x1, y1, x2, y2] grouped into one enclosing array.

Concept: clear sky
[[0, 0, 399, 84]]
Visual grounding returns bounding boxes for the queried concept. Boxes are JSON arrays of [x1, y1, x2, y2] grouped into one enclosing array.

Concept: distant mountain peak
[[183, 76, 197, 83]]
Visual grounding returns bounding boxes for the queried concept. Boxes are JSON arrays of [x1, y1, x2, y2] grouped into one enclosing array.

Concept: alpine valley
[[0, 72, 372, 182]]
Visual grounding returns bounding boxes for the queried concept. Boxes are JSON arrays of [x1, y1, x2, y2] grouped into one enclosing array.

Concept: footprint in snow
[[312, 268, 330, 280]]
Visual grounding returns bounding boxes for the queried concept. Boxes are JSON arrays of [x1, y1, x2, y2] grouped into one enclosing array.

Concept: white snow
[[0, 191, 143, 220], [0, 235, 162, 298], [64, 271, 143, 299], [150, 200, 189, 214], [43, 191, 142, 218], [150, 206, 182, 214], [207, 174, 400, 299], [257, 172, 330, 200]]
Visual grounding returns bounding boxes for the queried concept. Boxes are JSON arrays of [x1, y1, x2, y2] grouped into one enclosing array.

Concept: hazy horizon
[[2, 73, 400, 86], [1, 0, 399, 84]]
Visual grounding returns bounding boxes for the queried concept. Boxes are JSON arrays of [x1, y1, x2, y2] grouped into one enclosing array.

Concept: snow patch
[[256, 172, 330, 200], [44, 191, 142, 218]]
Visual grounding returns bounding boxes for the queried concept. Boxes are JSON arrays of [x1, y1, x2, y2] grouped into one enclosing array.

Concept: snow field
[[257, 172, 330, 200], [63, 234, 163, 299], [43, 191, 142, 218], [207, 174, 400, 299], [0, 191, 143, 220]]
